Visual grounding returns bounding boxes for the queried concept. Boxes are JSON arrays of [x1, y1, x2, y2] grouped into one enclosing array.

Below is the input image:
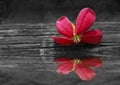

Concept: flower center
[[71, 23, 81, 43], [71, 59, 81, 71], [72, 34, 81, 44]]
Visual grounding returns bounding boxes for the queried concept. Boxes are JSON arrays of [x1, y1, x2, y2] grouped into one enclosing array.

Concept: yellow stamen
[[71, 23, 81, 43], [71, 59, 81, 71], [72, 34, 81, 44]]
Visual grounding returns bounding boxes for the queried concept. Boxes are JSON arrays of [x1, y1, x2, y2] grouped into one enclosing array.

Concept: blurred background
[[0, 0, 120, 24]]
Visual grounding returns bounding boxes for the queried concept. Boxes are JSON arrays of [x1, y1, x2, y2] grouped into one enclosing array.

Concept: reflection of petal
[[75, 64, 95, 81], [81, 29, 102, 44], [51, 36, 73, 45], [57, 62, 73, 74], [54, 58, 72, 63], [81, 57, 102, 67], [56, 16, 73, 38], [75, 8, 96, 34]]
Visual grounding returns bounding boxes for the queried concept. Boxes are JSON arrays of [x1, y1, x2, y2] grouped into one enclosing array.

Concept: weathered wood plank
[[0, 22, 120, 85]]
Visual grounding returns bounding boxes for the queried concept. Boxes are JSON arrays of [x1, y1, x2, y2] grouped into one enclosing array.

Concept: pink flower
[[55, 57, 102, 81], [51, 8, 102, 45]]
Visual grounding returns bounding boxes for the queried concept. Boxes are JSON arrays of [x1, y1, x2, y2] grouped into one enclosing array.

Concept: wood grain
[[0, 22, 120, 85]]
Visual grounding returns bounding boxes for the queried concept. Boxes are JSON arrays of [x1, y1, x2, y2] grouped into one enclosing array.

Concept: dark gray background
[[0, 0, 120, 24], [0, 1, 120, 85]]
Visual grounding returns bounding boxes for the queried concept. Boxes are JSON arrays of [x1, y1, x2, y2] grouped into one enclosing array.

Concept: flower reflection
[[54, 57, 102, 81]]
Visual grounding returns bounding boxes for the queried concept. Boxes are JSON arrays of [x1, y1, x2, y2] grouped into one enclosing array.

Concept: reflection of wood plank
[[0, 22, 120, 85]]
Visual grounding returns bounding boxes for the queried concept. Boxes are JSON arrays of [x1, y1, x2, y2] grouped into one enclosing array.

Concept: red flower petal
[[81, 29, 102, 44], [54, 57, 72, 63], [75, 8, 96, 34], [51, 36, 73, 45], [56, 16, 73, 38], [81, 57, 102, 67], [57, 62, 73, 74], [75, 64, 95, 81]]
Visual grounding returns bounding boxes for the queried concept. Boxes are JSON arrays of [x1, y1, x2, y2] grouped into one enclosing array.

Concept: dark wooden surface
[[0, 22, 120, 85]]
